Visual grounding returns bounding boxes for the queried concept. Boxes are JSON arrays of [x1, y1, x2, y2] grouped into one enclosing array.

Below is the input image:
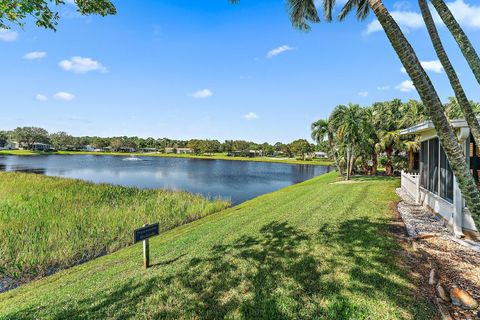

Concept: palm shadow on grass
[[9, 219, 435, 319]]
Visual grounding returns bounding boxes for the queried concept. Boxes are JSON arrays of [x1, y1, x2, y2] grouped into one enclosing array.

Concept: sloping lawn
[[0, 172, 436, 319]]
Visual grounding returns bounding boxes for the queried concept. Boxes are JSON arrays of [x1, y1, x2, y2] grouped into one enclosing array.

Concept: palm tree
[[329, 104, 368, 180], [419, 0, 480, 147], [429, 0, 480, 86], [375, 131, 402, 176], [230, 0, 480, 227], [311, 119, 343, 175]]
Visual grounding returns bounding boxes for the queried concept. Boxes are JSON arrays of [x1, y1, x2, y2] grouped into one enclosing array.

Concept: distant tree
[[0, 131, 8, 147], [0, 0, 116, 31], [50, 132, 74, 150], [92, 137, 109, 149], [289, 139, 313, 161], [110, 138, 123, 151], [187, 139, 203, 155], [12, 127, 50, 149], [232, 140, 250, 152]]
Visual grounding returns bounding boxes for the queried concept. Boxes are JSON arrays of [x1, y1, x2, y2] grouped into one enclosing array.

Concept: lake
[[0, 155, 332, 204]]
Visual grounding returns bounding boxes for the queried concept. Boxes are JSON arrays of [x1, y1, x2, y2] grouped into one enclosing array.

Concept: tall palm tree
[[329, 104, 368, 180], [230, 0, 480, 227], [311, 119, 344, 175], [419, 0, 480, 147], [429, 0, 480, 86]]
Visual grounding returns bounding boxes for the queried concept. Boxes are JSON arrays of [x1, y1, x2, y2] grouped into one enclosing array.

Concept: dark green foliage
[[0, 0, 116, 31]]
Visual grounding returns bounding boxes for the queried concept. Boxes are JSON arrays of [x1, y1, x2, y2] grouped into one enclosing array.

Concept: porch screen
[[420, 140, 428, 188], [428, 138, 439, 194], [440, 146, 454, 203], [470, 134, 480, 187]]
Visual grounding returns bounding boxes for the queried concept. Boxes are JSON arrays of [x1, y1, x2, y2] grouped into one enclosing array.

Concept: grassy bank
[[0, 172, 435, 319], [0, 172, 229, 287], [0, 150, 333, 166]]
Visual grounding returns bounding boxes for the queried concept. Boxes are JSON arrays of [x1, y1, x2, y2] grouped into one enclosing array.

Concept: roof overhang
[[400, 118, 479, 136]]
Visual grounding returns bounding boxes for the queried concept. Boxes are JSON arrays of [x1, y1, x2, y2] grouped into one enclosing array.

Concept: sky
[[1, 0, 480, 143]]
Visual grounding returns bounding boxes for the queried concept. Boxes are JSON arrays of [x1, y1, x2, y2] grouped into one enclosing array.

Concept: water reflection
[[0, 155, 331, 204]]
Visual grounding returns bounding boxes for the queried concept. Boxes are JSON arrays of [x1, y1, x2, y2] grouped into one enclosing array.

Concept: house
[[82, 145, 95, 152], [176, 148, 193, 154], [165, 147, 192, 154], [31, 143, 52, 151], [400, 118, 479, 238], [1, 141, 19, 150], [313, 151, 327, 158], [140, 148, 158, 153]]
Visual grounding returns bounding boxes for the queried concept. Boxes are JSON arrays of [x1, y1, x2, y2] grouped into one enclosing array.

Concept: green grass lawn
[[0, 172, 435, 319], [0, 173, 229, 286], [0, 150, 333, 166]]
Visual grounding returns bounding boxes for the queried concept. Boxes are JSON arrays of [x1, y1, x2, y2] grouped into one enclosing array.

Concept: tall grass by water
[[0, 172, 230, 286]]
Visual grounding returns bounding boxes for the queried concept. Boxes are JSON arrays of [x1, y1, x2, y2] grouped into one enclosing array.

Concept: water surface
[[0, 155, 331, 204]]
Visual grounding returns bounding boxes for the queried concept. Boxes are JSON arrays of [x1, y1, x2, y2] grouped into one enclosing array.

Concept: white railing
[[401, 170, 420, 203]]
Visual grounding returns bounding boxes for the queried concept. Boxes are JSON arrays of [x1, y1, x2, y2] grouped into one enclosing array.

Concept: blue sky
[[1, 0, 480, 143]]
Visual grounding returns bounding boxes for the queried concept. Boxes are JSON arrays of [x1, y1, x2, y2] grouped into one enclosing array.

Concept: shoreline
[[0, 150, 333, 166]]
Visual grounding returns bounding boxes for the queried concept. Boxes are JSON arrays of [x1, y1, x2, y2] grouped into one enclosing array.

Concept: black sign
[[134, 223, 159, 243]]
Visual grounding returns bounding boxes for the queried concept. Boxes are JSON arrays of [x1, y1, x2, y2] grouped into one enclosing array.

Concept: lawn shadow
[[9, 219, 435, 319]]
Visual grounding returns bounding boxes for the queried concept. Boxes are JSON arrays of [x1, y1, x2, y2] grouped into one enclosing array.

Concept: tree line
[[0, 127, 322, 158], [312, 97, 480, 180]]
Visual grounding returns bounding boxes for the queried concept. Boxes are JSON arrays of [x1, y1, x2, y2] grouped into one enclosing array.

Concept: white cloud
[[59, 56, 107, 73], [396, 80, 416, 92], [54, 92, 76, 101], [365, 0, 480, 35], [377, 85, 391, 91], [446, 0, 480, 29], [267, 45, 294, 59], [35, 94, 48, 102], [23, 51, 47, 60], [401, 60, 444, 74], [192, 89, 213, 99], [243, 112, 259, 120], [0, 29, 18, 42], [365, 11, 424, 35], [358, 91, 369, 97]]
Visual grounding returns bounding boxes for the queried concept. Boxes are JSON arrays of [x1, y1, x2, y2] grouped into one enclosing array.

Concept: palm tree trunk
[[430, 0, 480, 85], [368, 0, 480, 228], [419, 0, 480, 147], [372, 152, 378, 175], [328, 133, 344, 176], [346, 145, 351, 181], [408, 149, 414, 172]]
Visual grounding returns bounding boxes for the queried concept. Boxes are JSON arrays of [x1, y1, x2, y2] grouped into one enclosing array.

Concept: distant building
[[164, 147, 193, 154], [1, 141, 19, 150], [118, 147, 136, 153], [176, 148, 193, 154], [82, 145, 95, 152], [31, 143, 52, 151], [313, 151, 327, 158], [140, 148, 158, 153]]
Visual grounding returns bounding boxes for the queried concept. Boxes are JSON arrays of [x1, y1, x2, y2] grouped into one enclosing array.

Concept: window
[[428, 138, 439, 194]]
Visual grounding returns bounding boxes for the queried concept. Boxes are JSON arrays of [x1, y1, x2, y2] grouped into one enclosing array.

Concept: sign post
[[133, 223, 159, 269]]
